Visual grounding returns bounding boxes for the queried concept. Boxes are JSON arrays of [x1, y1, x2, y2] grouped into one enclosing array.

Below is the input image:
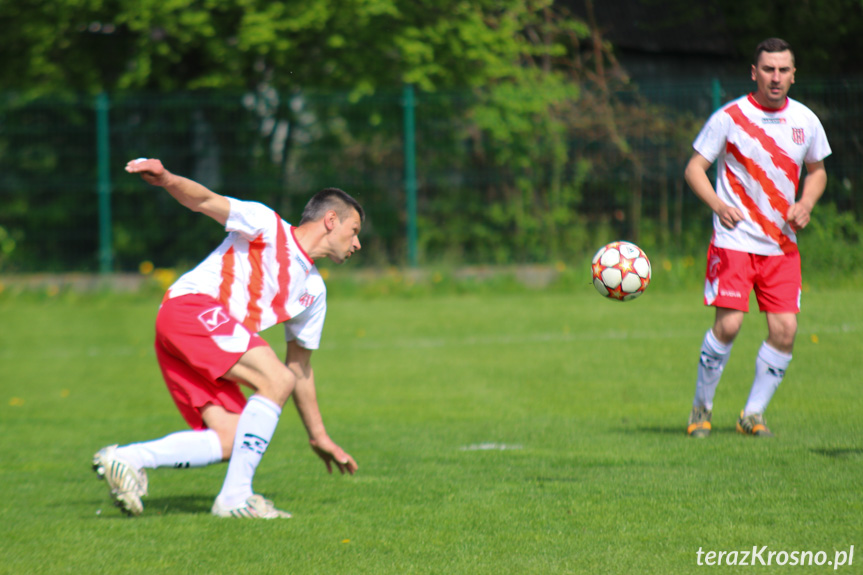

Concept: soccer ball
[[591, 241, 651, 301]]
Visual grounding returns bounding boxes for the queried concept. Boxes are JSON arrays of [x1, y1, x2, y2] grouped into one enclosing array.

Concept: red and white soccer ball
[[591, 241, 651, 301]]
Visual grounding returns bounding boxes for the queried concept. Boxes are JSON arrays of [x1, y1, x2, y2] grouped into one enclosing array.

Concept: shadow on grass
[[622, 425, 742, 436], [810, 447, 863, 459], [142, 495, 216, 515], [143, 492, 292, 516], [87, 495, 216, 518]]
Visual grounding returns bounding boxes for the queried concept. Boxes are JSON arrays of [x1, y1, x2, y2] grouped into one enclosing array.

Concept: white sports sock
[[743, 341, 792, 416], [215, 395, 282, 508], [693, 328, 733, 411], [116, 429, 223, 470]]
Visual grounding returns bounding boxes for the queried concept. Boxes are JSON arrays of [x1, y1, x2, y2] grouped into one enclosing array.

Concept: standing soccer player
[[93, 158, 362, 517], [683, 38, 831, 438]]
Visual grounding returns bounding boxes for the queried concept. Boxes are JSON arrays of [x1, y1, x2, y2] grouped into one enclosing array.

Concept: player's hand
[[716, 204, 744, 230], [786, 201, 813, 231], [125, 157, 170, 187], [309, 436, 358, 475]]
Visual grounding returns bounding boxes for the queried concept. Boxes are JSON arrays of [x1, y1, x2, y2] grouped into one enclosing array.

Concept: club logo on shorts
[[707, 255, 722, 280], [791, 128, 805, 145], [198, 306, 231, 332]]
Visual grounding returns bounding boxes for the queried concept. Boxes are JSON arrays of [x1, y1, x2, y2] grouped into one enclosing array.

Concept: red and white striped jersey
[[693, 93, 831, 255], [167, 198, 327, 349]]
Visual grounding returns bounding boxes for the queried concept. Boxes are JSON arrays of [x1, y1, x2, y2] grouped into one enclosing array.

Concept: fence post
[[95, 92, 113, 273], [402, 84, 418, 267], [711, 77, 722, 111]]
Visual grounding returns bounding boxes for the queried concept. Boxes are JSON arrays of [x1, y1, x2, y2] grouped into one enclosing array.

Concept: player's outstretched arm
[[125, 158, 230, 226], [285, 340, 358, 475]]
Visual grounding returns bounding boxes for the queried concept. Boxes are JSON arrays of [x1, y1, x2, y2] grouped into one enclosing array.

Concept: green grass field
[[1, 280, 861, 574]]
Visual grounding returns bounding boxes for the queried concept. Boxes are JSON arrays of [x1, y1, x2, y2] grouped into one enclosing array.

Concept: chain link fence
[[1, 79, 860, 273]]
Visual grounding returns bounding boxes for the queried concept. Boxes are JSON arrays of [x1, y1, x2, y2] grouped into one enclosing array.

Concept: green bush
[[801, 203, 863, 287]]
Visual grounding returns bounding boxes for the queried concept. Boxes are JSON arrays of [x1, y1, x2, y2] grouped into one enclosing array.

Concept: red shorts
[[154, 294, 269, 430], [703, 244, 801, 313]]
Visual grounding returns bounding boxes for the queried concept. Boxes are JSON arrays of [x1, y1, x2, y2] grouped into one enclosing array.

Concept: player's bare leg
[[765, 312, 797, 354], [200, 405, 240, 460]]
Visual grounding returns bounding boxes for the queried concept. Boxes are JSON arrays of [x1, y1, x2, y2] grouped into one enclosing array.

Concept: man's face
[[751, 50, 795, 109], [327, 210, 362, 264]]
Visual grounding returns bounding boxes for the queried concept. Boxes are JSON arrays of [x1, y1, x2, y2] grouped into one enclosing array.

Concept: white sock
[[743, 342, 792, 416], [116, 429, 223, 470], [216, 395, 282, 508], [693, 328, 733, 411]]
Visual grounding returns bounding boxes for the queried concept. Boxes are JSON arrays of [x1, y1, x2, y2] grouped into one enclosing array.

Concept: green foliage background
[[1, 0, 862, 274]]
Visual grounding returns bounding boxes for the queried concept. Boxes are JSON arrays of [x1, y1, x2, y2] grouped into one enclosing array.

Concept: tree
[[1, 0, 688, 268], [0, 0, 583, 95]]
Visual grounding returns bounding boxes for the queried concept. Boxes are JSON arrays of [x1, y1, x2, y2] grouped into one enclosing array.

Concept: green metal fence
[[0, 79, 860, 273]]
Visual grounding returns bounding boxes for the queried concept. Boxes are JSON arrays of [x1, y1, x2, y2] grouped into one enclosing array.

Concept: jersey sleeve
[[692, 108, 730, 163], [283, 273, 327, 350], [804, 113, 832, 164], [225, 197, 277, 240]]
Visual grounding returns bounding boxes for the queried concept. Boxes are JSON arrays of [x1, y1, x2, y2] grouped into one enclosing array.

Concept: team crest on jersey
[[792, 128, 805, 144], [198, 306, 231, 332], [298, 291, 316, 308]]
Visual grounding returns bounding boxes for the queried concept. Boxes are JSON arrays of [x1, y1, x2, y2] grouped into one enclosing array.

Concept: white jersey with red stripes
[[693, 93, 831, 255], [166, 198, 327, 349]]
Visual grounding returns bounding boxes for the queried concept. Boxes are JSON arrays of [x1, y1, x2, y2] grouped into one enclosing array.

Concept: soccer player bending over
[[684, 38, 830, 438], [93, 158, 362, 518]]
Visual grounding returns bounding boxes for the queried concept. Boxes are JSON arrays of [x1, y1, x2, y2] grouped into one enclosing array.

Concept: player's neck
[[750, 92, 787, 111], [292, 223, 324, 261]]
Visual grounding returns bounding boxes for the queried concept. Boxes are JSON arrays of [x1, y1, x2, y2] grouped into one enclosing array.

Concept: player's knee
[[228, 346, 295, 406], [254, 368, 295, 406], [713, 319, 741, 344], [713, 308, 744, 343], [767, 315, 797, 351], [768, 327, 796, 352]]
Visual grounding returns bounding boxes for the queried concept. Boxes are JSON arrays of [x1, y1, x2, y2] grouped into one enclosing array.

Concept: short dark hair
[[754, 37, 795, 66], [299, 187, 365, 225]]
